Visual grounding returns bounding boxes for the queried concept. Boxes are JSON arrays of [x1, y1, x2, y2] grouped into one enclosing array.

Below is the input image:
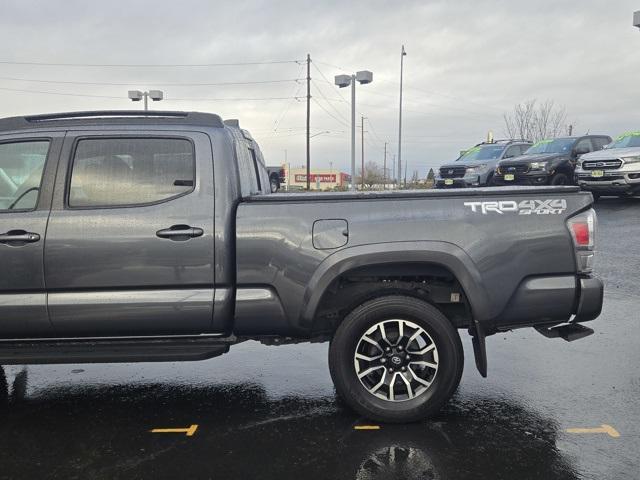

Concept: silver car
[[435, 140, 531, 188], [575, 132, 640, 198]]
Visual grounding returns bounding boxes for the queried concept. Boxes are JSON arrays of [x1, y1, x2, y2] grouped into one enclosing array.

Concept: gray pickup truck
[[0, 111, 603, 422]]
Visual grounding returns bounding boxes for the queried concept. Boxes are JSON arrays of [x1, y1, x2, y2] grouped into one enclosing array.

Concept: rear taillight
[[567, 209, 596, 273]]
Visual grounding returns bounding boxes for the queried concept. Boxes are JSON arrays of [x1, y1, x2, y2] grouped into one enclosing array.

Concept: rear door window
[[68, 137, 194, 208], [0, 140, 50, 211]]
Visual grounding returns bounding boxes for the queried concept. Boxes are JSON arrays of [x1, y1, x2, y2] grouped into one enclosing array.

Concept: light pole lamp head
[[148, 90, 164, 101], [634, 11, 640, 29], [356, 70, 373, 85], [128, 90, 143, 101], [334, 74, 352, 88]]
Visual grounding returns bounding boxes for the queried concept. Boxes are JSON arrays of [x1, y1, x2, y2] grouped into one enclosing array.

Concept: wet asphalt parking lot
[[1, 198, 639, 480]]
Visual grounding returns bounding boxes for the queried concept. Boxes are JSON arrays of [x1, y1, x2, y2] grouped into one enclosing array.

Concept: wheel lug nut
[[385, 347, 391, 353], [401, 366, 406, 372], [380, 358, 386, 364], [388, 367, 393, 373], [397, 346, 403, 351]]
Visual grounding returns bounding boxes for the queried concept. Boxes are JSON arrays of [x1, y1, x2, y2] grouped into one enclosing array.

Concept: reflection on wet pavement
[[0, 368, 580, 480]]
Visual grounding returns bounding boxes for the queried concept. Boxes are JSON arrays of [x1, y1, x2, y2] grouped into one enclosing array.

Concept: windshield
[[524, 138, 574, 155], [608, 132, 640, 149], [456, 145, 504, 164]]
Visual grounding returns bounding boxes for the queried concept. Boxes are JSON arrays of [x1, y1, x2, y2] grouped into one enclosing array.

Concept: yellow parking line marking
[[151, 424, 198, 437], [566, 424, 620, 438], [354, 425, 381, 430]]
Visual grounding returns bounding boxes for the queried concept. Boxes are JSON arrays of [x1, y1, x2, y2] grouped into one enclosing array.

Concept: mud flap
[[471, 319, 487, 378]]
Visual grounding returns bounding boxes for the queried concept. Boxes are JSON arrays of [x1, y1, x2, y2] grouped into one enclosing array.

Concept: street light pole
[[351, 74, 356, 191], [361, 115, 366, 190], [335, 71, 373, 192], [397, 45, 406, 188]]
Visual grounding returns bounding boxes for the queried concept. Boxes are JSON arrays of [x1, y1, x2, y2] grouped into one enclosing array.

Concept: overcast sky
[[1, 0, 639, 176]]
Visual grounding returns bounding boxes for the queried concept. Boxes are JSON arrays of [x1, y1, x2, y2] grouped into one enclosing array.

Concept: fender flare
[[300, 240, 493, 330]]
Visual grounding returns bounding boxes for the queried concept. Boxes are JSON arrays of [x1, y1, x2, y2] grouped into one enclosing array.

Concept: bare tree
[[356, 161, 385, 189], [503, 99, 569, 142], [504, 99, 536, 141], [534, 100, 567, 140]]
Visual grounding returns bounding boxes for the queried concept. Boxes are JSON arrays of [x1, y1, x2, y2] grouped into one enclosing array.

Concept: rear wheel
[[550, 173, 570, 185], [329, 295, 463, 423]]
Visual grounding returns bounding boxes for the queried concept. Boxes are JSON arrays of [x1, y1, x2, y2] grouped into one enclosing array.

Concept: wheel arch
[[301, 241, 491, 334]]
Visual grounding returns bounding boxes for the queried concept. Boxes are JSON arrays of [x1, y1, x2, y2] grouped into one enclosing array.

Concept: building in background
[[285, 167, 351, 190]]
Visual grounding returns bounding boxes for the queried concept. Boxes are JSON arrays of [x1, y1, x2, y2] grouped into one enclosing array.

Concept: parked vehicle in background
[[435, 140, 531, 188], [494, 135, 611, 186], [266, 165, 285, 192], [575, 131, 640, 198]]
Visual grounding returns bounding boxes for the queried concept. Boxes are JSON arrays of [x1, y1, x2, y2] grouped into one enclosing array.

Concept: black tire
[[591, 192, 600, 202], [329, 295, 463, 423], [550, 173, 569, 185]]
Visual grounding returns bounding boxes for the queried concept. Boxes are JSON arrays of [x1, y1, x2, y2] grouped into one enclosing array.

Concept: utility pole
[[306, 54, 311, 191], [397, 45, 407, 188], [383, 142, 387, 190], [568, 124, 573, 136], [392, 154, 396, 186], [404, 160, 407, 187], [361, 116, 365, 190]]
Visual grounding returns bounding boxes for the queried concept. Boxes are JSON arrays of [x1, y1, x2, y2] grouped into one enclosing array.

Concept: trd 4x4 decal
[[463, 199, 567, 215]]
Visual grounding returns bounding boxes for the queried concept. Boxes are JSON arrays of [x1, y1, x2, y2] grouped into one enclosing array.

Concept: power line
[[0, 59, 303, 67], [0, 87, 122, 99], [311, 80, 350, 124], [0, 76, 303, 87], [0, 86, 302, 101], [317, 58, 507, 114], [311, 97, 350, 128], [271, 64, 307, 133]]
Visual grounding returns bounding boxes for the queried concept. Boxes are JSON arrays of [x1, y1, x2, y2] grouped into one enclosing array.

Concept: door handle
[[0, 230, 41, 245], [156, 225, 203, 241]]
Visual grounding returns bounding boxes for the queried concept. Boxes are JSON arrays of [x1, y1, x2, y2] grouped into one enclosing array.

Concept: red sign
[[295, 174, 337, 183]]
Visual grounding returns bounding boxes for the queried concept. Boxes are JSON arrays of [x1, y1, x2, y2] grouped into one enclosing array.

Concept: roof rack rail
[[0, 110, 225, 131], [474, 138, 532, 146], [25, 111, 191, 122]]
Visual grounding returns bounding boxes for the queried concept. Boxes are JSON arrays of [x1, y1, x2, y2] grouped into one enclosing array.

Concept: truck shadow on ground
[[0, 366, 579, 480]]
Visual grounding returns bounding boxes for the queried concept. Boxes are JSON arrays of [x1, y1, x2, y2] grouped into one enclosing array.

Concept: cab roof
[[0, 110, 225, 132]]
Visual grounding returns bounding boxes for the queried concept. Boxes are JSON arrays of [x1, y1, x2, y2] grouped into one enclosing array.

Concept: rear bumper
[[494, 274, 603, 330], [573, 276, 604, 322]]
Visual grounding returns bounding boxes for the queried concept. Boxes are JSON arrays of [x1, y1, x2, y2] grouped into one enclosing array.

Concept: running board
[[535, 323, 594, 342], [0, 336, 233, 365]]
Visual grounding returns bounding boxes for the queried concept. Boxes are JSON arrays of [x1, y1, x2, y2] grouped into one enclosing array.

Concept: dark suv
[[436, 140, 531, 188], [494, 135, 611, 186]]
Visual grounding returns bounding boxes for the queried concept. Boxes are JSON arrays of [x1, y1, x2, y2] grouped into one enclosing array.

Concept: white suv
[[575, 132, 640, 198]]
